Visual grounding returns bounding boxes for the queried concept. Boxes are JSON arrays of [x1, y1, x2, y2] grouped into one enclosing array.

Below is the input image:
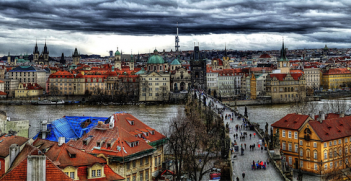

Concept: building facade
[[8, 66, 47, 91], [321, 68, 351, 90]]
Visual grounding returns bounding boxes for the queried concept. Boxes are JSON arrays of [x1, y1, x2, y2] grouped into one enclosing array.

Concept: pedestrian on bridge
[[242, 172, 245, 179], [244, 143, 246, 149], [249, 134, 252, 140], [253, 132, 256, 138]]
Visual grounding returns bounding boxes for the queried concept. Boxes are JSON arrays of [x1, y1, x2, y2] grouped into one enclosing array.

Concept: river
[[0, 104, 183, 138], [3, 98, 351, 138]]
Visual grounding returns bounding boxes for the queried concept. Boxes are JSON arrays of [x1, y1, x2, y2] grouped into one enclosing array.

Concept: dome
[[115, 50, 121, 56], [171, 58, 181, 65], [147, 55, 164, 64]]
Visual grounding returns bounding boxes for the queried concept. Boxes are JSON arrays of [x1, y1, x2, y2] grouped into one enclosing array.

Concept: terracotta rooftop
[[0, 144, 73, 181], [0, 134, 29, 158], [269, 73, 303, 81], [259, 54, 271, 58], [323, 68, 351, 75], [309, 116, 351, 141], [68, 113, 166, 159], [271, 113, 310, 130]]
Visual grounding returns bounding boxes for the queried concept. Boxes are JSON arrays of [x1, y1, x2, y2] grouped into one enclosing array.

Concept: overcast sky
[[1, 0, 351, 57]]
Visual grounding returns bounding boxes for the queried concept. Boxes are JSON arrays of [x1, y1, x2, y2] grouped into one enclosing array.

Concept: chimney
[[340, 112, 345, 118], [27, 155, 46, 181], [109, 118, 114, 129], [58, 137, 65, 146], [320, 113, 325, 123], [9, 144, 20, 167], [41, 120, 48, 139]]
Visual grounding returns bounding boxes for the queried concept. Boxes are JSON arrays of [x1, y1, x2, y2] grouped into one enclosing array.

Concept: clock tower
[[278, 38, 290, 73]]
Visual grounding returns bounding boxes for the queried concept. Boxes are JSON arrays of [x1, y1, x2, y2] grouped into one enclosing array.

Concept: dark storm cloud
[[0, 0, 351, 56], [0, 0, 350, 37]]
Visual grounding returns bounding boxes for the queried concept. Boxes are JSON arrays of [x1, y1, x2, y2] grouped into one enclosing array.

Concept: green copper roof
[[171, 58, 181, 65], [154, 49, 158, 53], [15, 57, 18, 60], [147, 54, 164, 64], [135, 67, 146, 75], [115, 50, 121, 56]]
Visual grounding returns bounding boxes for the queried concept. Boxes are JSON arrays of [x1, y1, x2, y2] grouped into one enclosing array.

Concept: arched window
[[306, 149, 310, 158], [300, 148, 303, 157], [324, 151, 327, 159], [329, 150, 333, 158], [314, 151, 317, 159]]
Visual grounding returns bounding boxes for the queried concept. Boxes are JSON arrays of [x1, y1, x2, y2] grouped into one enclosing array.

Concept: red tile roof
[[269, 73, 303, 81], [49, 70, 74, 78], [0, 134, 28, 157], [0, 91, 6, 95], [68, 113, 165, 159], [33, 139, 107, 168], [0, 144, 73, 181], [271, 113, 310, 130], [309, 116, 351, 141], [259, 54, 271, 58], [290, 70, 304, 74], [323, 68, 351, 75]]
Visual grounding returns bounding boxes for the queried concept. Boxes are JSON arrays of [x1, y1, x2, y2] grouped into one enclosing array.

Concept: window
[[334, 140, 337, 145], [288, 131, 291, 138], [313, 142, 317, 148], [329, 141, 332, 146], [300, 149, 303, 156], [346, 138, 348, 143], [145, 156, 149, 164], [330, 162, 333, 168], [133, 160, 136, 168], [324, 143, 327, 148], [300, 161, 303, 168], [314, 164, 317, 170], [324, 164, 328, 170], [155, 157, 157, 166], [140, 158, 143, 166], [289, 157, 292, 164], [282, 142, 286, 150], [282, 130, 286, 137], [65, 172, 68, 176], [127, 162, 130, 169], [288, 143, 292, 151], [149, 93, 152, 96], [295, 144, 298, 152], [133, 175, 136, 181], [346, 147, 348, 154], [97, 169, 101, 177], [145, 170, 149, 180], [314, 151, 317, 159], [339, 139, 341, 144], [140, 171, 143, 181], [324, 151, 327, 159], [92, 170, 96, 177], [300, 140, 303, 146], [69, 172, 75, 178], [294, 132, 298, 139]]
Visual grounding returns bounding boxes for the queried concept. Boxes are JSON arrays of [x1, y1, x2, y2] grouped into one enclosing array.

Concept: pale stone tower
[[130, 53, 134, 71], [7, 52, 11, 65], [72, 48, 80, 65], [114, 48, 121, 70]]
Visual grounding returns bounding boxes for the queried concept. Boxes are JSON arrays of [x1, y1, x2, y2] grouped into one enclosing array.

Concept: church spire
[[279, 37, 287, 61]]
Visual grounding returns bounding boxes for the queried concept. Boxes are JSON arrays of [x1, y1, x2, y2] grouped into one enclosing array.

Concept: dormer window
[[127, 120, 134, 125]]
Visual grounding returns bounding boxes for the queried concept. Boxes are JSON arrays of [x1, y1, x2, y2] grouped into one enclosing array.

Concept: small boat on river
[[33, 99, 65, 105]]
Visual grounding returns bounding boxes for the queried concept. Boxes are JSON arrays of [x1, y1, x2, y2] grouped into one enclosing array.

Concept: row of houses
[[0, 112, 166, 181]]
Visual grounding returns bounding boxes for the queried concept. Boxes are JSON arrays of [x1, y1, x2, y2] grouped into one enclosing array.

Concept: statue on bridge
[[265, 122, 269, 140], [273, 128, 281, 157]]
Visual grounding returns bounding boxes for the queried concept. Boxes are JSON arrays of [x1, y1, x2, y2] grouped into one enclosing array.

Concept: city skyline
[[1, 0, 351, 56]]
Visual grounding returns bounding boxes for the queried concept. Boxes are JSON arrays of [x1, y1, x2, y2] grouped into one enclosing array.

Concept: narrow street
[[196, 91, 282, 181]]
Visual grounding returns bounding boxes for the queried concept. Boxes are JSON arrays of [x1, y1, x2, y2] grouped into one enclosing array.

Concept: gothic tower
[[33, 41, 39, 62], [43, 41, 49, 63], [72, 48, 80, 65], [222, 44, 230, 69], [60, 53, 66, 64], [278, 38, 290, 73]]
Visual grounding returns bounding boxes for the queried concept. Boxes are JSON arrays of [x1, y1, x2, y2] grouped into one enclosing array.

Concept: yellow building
[[272, 114, 312, 169], [272, 112, 351, 177], [321, 68, 351, 90], [15, 83, 43, 98]]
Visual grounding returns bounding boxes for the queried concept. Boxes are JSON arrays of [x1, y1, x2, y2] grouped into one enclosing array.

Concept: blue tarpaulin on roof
[[33, 116, 109, 143]]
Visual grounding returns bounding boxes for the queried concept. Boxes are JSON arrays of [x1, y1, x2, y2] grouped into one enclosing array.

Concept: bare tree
[[49, 85, 59, 96]]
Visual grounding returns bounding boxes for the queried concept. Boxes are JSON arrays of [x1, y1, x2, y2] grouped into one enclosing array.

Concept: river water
[[0, 104, 182, 138], [3, 97, 351, 138]]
